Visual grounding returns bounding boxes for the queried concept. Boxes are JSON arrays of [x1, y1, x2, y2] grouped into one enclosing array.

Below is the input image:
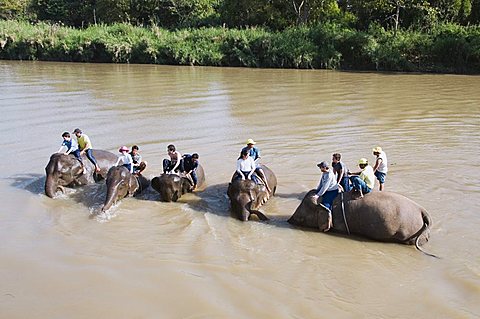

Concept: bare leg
[[257, 169, 272, 193], [379, 183, 384, 191]]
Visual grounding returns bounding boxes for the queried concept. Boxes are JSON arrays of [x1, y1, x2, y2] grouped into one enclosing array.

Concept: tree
[[0, 0, 29, 19]]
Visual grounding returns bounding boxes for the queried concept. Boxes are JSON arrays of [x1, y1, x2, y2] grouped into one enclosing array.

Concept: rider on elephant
[[115, 146, 133, 173], [235, 149, 259, 183], [348, 158, 375, 198], [74, 128, 100, 172], [130, 145, 147, 175], [58, 132, 83, 170], [182, 153, 200, 190], [312, 161, 339, 231], [163, 144, 183, 174], [241, 139, 272, 193]]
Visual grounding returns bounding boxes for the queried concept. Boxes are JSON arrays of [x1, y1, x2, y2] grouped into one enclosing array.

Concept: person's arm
[[128, 154, 134, 173], [171, 151, 182, 172], [336, 168, 344, 183], [57, 145, 67, 154], [115, 156, 121, 167], [247, 158, 255, 179], [315, 174, 329, 197], [373, 158, 382, 172], [254, 148, 261, 164], [236, 159, 244, 179]]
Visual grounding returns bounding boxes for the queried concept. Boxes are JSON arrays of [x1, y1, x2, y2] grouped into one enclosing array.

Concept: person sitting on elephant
[[236, 149, 259, 183], [163, 144, 183, 174], [115, 146, 133, 173], [130, 145, 147, 175], [58, 131, 83, 164], [73, 128, 100, 172], [242, 138, 272, 192], [182, 153, 200, 190], [312, 161, 339, 231], [331, 152, 350, 192], [348, 158, 375, 198], [372, 146, 388, 191]]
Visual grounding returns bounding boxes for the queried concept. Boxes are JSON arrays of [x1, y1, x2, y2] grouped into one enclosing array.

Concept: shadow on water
[[8, 173, 46, 195], [186, 183, 231, 218]]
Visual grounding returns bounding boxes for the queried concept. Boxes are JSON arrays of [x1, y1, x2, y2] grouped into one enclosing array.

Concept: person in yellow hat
[[241, 139, 271, 193], [372, 146, 388, 191], [348, 158, 375, 198]]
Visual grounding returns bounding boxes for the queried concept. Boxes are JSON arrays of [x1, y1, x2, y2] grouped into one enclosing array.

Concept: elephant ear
[[128, 175, 139, 196], [181, 177, 192, 194]]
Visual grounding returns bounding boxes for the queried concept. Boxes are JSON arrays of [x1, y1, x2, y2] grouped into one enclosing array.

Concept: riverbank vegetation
[[1, 0, 480, 73]]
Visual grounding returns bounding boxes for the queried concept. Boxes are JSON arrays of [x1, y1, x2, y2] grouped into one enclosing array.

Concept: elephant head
[[227, 179, 269, 221], [288, 190, 330, 230], [151, 173, 193, 202], [102, 166, 140, 211], [45, 153, 84, 198]]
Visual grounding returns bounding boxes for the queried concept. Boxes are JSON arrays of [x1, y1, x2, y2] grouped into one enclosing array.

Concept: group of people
[[57, 130, 388, 203], [58, 129, 100, 174], [313, 147, 388, 211], [57, 129, 201, 188], [162, 144, 200, 190]]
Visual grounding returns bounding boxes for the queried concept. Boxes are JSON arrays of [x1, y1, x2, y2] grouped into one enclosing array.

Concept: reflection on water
[[0, 61, 479, 318]]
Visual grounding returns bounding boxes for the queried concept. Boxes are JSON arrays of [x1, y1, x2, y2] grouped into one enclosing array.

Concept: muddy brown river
[[0, 61, 479, 318]]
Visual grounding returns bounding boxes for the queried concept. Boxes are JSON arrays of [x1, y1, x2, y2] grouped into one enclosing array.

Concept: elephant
[[288, 190, 437, 256], [45, 149, 118, 198], [101, 166, 150, 212], [227, 164, 277, 221], [151, 165, 205, 202]]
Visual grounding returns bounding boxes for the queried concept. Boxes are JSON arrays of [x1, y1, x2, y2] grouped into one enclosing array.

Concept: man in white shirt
[[372, 146, 388, 191]]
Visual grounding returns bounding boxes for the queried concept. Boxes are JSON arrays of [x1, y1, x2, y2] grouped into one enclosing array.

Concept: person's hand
[[312, 194, 319, 202], [338, 185, 344, 193]]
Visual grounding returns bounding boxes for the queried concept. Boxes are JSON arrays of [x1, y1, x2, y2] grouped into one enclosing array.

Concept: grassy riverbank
[[1, 20, 479, 73]]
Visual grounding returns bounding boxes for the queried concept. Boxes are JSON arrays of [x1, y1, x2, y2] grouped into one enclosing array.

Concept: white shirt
[[376, 151, 388, 173], [316, 170, 338, 196], [237, 157, 256, 172], [116, 153, 133, 172]]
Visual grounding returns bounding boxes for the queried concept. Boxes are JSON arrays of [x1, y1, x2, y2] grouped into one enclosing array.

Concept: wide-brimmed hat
[[246, 138, 256, 145], [372, 146, 382, 153], [119, 146, 129, 152], [358, 158, 368, 165]]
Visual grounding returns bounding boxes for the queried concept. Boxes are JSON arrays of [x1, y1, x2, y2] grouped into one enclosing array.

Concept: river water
[[0, 61, 479, 318]]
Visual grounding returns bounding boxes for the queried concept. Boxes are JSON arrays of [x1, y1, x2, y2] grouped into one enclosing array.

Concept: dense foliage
[[1, 20, 479, 73], [0, 0, 479, 72], [1, 0, 480, 30]]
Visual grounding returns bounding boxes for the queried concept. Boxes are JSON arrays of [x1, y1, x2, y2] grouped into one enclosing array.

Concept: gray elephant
[[101, 166, 150, 211], [227, 164, 277, 221], [45, 149, 118, 198], [288, 190, 436, 255], [151, 165, 205, 202]]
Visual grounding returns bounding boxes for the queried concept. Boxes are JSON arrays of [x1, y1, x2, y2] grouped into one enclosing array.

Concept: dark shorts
[[374, 171, 387, 184]]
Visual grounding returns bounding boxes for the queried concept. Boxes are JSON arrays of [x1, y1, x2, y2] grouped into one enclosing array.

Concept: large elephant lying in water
[[45, 150, 118, 198], [101, 166, 150, 211], [151, 165, 205, 202], [227, 165, 277, 221], [288, 190, 435, 255]]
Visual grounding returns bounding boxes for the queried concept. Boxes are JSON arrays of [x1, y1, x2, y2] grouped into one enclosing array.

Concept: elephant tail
[[414, 210, 440, 259]]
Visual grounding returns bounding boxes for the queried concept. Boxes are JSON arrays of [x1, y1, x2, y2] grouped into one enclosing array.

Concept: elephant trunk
[[102, 184, 118, 212], [45, 174, 57, 198]]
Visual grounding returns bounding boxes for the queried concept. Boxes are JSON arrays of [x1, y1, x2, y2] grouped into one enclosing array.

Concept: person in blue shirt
[[241, 139, 272, 193], [182, 153, 200, 190], [58, 132, 84, 169]]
